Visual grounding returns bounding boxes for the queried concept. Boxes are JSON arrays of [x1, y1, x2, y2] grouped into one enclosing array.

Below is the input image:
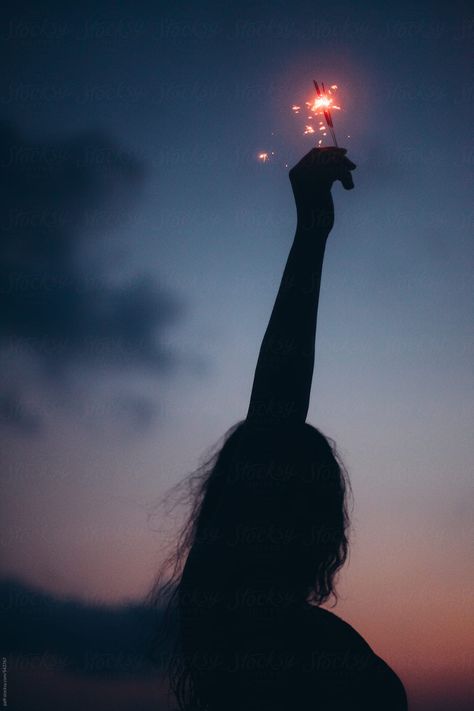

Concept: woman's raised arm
[[246, 147, 356, 427]]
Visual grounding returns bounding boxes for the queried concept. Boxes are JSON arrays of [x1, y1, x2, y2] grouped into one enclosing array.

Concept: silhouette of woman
[[154, 148, 408, 710]]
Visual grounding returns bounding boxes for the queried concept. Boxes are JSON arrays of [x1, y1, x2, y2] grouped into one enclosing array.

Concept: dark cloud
[[0, 122, 183, 430], [0, 577, 171, 710], [0, 577, 163, 676]]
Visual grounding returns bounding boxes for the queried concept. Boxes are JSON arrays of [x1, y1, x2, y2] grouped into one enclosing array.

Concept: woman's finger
[[339, 170, 354, 190], [343, 157, 357, 170]]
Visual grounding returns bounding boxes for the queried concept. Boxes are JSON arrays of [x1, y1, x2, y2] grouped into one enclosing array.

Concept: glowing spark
[[309, 95, 333, 111], [258, 152, 269, 162], [292, 81, 342, 146]]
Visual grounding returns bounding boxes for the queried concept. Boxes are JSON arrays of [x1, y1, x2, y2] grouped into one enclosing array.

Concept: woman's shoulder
[[300, 604, 408, 709], [301, 603, 373, 650]]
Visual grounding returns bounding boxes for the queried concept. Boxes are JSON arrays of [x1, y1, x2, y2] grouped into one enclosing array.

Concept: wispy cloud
[[0, 122, 184, 432]]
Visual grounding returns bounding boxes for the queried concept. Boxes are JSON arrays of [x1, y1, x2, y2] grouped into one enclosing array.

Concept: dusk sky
[[1, 1, 473, 708]]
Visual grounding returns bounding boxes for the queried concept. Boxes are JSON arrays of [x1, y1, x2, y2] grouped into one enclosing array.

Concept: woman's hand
[[289, 147, 356, 235]]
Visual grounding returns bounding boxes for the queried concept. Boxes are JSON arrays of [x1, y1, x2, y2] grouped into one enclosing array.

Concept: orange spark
[[292, 82, 342, 146]]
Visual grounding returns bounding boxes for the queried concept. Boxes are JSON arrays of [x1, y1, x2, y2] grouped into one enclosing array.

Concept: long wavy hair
[[147, 419, 351, 710]]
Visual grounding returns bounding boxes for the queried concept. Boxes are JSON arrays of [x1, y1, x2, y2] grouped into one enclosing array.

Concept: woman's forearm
[[246, 225, 328, 425]]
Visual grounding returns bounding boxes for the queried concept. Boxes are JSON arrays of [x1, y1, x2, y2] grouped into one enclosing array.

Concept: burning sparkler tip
[[293, 80, 341, 147]]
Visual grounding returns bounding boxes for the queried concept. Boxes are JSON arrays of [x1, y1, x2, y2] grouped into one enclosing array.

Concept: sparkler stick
[[318, 80, 338, 148], [292, 81, 341, 146]]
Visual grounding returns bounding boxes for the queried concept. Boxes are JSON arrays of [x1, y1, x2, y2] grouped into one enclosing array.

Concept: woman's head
[[156, 420, 351, 610], [149, 421, 351, 710], [191, 421, 350, 604]]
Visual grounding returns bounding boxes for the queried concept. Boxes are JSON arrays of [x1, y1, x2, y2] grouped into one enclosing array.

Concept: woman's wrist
[[295, 192, 334, 234], [295, 208, 332, 240]]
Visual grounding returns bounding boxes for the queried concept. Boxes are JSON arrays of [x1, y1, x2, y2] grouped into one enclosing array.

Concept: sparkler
[[258, 81, 343, 164], [292, 81, 341, 147], [313, 80, 338, 147]]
